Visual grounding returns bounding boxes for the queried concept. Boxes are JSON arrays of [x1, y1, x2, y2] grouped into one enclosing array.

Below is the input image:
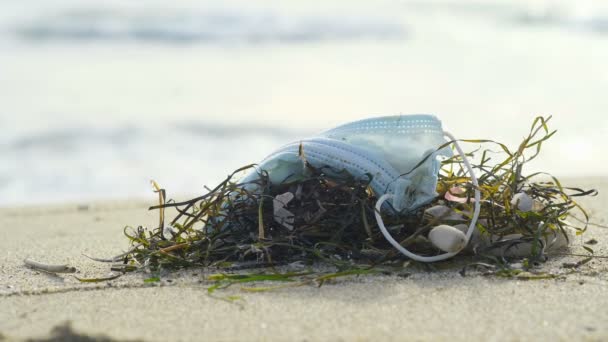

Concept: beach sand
[[1, 177, 607, 341]]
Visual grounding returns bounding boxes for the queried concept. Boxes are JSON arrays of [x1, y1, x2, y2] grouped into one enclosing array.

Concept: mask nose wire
[[374, 131, 481, 262]]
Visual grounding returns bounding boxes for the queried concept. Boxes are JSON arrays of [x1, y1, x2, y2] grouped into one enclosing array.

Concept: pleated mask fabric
[[239, 114, 451, 213]]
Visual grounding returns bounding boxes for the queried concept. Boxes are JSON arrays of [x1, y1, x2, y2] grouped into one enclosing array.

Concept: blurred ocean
[[1, 0, 608, 206]]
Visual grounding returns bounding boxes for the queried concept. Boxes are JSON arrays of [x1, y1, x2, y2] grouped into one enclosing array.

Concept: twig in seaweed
[[82, 243, 145, 263], [74, 274, 123, 283]]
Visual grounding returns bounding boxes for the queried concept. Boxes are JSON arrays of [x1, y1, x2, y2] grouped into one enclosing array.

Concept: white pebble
[[511, 192, 533, 212], [428, 225, 468, 253]]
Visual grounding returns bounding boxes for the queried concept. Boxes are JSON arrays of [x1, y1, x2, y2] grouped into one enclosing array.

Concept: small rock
[[453, 224, 468, 233], [424, 205, 466, 222], [287, 261, 306, 269]]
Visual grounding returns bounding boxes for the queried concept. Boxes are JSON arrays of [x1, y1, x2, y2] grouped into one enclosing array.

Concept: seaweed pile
[[112, 117, 596, 278]]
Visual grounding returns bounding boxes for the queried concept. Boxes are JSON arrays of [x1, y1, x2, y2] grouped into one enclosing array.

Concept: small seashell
[[532, 200, 545, 212], [511, 192, 533, 212], [274, 192, 294, 206], [273, 192, 295, 230], [428, 225, 468, 253], [444, 187, 470, 203]]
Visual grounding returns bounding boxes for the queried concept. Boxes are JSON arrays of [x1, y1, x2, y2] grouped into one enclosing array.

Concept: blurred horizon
[[1, 0, 608, 206]]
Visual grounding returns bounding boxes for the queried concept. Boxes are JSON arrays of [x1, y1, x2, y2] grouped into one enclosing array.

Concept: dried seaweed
[[109, 116, 597, 284]]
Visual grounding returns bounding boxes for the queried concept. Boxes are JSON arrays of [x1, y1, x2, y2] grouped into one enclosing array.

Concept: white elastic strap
[[374, 131, 481, 262]]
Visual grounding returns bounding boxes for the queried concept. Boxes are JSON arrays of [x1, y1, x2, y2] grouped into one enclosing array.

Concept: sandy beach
[[2, 1, 607, 340], [0, 177, 606, 341]]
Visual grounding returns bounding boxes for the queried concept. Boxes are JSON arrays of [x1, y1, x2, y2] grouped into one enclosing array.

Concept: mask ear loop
[[374, 131, 481, 262]]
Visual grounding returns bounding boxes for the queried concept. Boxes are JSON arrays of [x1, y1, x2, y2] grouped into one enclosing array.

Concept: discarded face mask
[[238, 114, 481, 262]]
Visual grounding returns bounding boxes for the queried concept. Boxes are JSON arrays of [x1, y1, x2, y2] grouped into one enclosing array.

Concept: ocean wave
[[402, 1, 608, 36], [4, 121, 308, 152], [513, 5, 608, 35], [0, 121, 310, 205], [172, 121, 311, 139], [15, 8, 405, 44]]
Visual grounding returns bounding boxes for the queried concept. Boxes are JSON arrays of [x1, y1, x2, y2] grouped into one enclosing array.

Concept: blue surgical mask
[[319, 114, 452, 211], [238, 114, 481, 262], [241, 114, 451, 213]]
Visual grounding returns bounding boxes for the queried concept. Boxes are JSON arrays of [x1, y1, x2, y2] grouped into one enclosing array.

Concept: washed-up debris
[[24, 259, 76, 274], [96, 116, 599, 288]]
